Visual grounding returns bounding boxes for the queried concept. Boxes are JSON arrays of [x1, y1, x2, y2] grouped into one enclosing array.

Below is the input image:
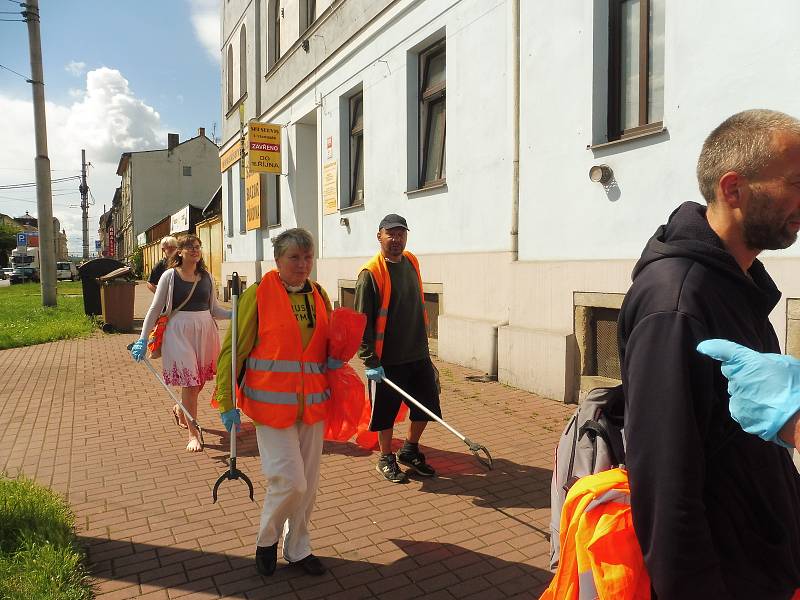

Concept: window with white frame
[[271, 0, 281, 66], [267, 175, 281, 226], [239, 25, 247, 96], [226, 45, 234, 108], [302, 0, 316, 31], [418, 40, 446, 188], [348, 92, 364, 206]]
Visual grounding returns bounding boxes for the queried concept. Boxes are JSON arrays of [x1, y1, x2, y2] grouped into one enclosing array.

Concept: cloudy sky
[[0, 0, 220, 254]]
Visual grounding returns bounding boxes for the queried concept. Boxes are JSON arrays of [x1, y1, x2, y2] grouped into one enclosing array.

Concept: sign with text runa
[[247, 122, 281, 174]]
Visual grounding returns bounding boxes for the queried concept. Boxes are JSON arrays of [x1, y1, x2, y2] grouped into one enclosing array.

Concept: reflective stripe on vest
[[242, 386, 331, 405], [246, 357, 328, 374], [238, 270, 330, 428], [360, 250, 426, 359], [539, 468, 651, 600]]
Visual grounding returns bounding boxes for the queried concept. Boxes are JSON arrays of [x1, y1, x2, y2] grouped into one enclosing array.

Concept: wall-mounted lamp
[[301, 39, 310, 53], [588, 164, 613, 185], [339, 217, 349, 227]]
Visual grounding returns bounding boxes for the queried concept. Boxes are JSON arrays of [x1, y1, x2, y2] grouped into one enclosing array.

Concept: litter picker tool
[[382, 376, 494, 469], [127, 342, 205, 449], [212, 272, 254, 502]]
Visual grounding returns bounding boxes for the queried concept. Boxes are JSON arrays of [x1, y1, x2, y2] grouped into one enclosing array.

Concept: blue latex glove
[[220, 408, 241, 432], [365, 366, 385, 382], [130, 339, 146, 362], [697, 339, 800, 447]]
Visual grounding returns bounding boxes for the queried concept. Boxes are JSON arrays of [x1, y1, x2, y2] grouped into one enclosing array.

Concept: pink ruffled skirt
[[161, 311, 219, 387]]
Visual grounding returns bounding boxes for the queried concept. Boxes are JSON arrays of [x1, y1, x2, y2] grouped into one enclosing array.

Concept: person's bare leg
[[378, 428, 394, 455], [182, 385, 203, 451], [407, 421, 427, 444]]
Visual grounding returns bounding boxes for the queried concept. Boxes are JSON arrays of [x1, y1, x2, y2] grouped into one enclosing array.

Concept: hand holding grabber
[[127, 342, 206, 449], [212, 272, 254, 502]]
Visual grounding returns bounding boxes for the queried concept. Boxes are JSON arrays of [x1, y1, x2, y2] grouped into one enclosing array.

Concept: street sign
[[247, 122, 282, 174], [95, 240, 101, 251], [16, 232, 27, 246]]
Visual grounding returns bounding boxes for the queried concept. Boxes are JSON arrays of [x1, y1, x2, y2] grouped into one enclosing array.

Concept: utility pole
[[23, 0, 56, 306], [80, 149, 89, 259]]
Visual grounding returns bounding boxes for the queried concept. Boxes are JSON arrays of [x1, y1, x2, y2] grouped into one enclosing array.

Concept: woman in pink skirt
[[131, 234, 230, 451]]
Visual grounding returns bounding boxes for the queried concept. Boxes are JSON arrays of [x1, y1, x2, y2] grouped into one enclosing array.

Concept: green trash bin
[[98, 266, 136, 333]]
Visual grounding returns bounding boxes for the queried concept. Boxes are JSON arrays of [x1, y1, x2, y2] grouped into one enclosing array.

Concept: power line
[[0, 63, 30, 81], [0, 175, 80, 189]]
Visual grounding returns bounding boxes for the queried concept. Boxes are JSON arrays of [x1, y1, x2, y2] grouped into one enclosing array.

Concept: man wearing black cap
[[355, 214, 442, 483]]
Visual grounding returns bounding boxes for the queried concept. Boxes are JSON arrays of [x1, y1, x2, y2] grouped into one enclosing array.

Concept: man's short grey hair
[[160, 235, 178, 249], [697, 109, 800, 202], [272, 228, 314, 260]]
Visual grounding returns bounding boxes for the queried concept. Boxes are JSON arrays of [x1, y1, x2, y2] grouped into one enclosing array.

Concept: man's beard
[[742, 188, 799, 251]]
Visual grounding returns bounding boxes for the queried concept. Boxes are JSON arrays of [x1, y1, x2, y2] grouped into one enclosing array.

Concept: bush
[[0, 475, 93, 600]]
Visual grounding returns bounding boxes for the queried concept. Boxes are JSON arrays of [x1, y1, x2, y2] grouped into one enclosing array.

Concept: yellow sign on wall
[[219, 144, 242, 172], [322, 161, 338, 215], [248, 122, 282, 174], [245, 172, 262, 231]]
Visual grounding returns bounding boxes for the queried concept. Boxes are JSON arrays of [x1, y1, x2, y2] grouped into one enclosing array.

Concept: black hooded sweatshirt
[[618, 202, 800, 600]]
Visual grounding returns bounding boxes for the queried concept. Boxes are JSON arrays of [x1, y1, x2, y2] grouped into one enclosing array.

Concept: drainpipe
[[510, 0, 520, 261], [253, 0, 264, 280]]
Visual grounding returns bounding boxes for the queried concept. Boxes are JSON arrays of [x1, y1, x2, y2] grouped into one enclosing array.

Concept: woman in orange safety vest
[[213, 228, 338, 579]]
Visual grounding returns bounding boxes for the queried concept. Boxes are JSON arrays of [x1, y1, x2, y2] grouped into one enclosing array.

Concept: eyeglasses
[[163, 246, 177, 250], [184, 246, 202, 251]]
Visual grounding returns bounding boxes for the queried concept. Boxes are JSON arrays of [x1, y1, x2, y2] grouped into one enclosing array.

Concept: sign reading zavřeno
[[248, 122, 281, 174]]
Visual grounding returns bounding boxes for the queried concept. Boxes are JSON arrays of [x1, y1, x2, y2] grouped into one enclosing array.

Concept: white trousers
[[255, 420, 324, 562]]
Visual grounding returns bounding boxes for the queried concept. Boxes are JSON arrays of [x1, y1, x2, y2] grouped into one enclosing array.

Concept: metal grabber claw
[[212, 272, 255, 502]]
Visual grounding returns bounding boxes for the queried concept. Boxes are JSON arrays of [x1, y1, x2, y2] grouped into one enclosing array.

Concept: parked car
[[56, 261, 79, 281], [0, 267, 14, 280], [9, 267, 40, 284]]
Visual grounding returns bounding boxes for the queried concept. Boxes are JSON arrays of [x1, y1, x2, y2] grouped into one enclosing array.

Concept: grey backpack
[[548, 385, 625, 570]]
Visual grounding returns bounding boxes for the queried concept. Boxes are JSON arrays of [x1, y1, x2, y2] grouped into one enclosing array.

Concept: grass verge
[[0, 474, 93, 600], [0, 281, 96, 350]]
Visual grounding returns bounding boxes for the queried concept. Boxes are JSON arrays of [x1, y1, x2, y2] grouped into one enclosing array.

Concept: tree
[[0, 221, 21, 268]]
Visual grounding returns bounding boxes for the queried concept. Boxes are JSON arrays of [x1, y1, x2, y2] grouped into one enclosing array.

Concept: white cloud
[[187, 0, 220, 63], [65, 60, 86, 76], [0, 68, 167, 255]]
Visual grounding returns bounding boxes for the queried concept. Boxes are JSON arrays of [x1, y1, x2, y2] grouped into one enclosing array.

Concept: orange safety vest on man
[[541, 467, 651, 600], [360, 250, 427, 359], [238, 269, 330, 429]]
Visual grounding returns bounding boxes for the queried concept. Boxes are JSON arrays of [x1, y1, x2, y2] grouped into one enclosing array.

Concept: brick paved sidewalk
[[0, 282, 573, 599]]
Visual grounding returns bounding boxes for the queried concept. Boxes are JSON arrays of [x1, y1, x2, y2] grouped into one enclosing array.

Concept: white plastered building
[[218, 0, 800, 403]]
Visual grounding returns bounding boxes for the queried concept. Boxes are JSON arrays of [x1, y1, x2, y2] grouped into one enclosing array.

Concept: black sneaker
[[397, 448, 436, 477], [290, 553, 326, 576], [376, 454, 408, 483]]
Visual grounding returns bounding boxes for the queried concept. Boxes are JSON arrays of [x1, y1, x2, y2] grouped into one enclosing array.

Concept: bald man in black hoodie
[[618, 109, 800, 600]]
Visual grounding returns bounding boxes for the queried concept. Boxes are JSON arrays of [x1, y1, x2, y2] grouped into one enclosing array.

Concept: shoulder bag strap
[[170, 274, 200, 317]]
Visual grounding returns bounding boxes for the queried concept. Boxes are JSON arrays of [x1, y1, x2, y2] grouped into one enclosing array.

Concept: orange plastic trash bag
[[324, 308, 368, 442]]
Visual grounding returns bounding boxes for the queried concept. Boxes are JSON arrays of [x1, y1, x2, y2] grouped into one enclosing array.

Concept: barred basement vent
[[590, 307, 621, 380]]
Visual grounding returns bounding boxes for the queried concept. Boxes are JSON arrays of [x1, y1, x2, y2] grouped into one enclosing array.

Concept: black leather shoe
[[291, 554, 326, 576], [255, 543, 278, 576]]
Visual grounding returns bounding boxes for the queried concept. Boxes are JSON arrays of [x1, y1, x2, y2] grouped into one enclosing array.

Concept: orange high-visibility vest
[[360, 250, 427, 359], [540, 467, 651, 600], [238, 270, 330, 429]]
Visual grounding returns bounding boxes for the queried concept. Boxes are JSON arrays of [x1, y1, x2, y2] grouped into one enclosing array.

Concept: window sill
[[340, 202, 365, 214], [587, 125, 667, 150], [225, 92, 248, 119], [406, 181, 447, 196]]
